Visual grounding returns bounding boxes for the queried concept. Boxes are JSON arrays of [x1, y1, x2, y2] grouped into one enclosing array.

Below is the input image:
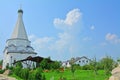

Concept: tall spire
[[11, 9, 28, 40]]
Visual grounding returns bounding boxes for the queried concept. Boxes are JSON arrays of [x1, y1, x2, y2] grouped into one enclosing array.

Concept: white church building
[[2, 9, 37, 69]]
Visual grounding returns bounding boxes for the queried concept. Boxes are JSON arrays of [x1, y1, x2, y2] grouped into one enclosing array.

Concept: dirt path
[[0, 74, 16, 80]]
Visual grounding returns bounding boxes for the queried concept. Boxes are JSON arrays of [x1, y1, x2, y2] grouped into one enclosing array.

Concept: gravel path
[[0, 74, 16, 80]]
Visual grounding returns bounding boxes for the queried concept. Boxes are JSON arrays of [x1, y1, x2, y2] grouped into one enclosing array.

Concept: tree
[[0, 60, 3, 65], [40, 59, 49, 70], [90, 57, 98, 75], [13, 66, 21, 76], [71, 64, 76, 77], [117, 58, 120, 65], [13, 62, 23, 76], [51, 61, 61, 69], [100, 56, 114, 75], [15, 62, 23, 68], [69, 58, 76, 79]]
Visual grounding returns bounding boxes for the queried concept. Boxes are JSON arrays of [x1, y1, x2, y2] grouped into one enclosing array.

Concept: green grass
[[10, 74, 23, 80], [10, 69, 111, 80], [44, 70, 111, 80]]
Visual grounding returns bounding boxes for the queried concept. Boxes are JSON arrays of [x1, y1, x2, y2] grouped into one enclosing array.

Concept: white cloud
[[83, 37, 92, 41], [29, 35, 53, 50], [29, 8, 82, 60], [105, 33, 120, 44], [51, 8, 82, 53], [49, 32, 73, 51], [54, 8, 81, 26], [106, 33, 117, 41], [90, 25, 95, 30]]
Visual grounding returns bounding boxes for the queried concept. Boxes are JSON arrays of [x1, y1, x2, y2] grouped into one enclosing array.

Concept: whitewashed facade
[[62, 61, 71, 67], [2, 9, 37, 69], [75, 56, 91, 66], [62, 56, 91, 67]]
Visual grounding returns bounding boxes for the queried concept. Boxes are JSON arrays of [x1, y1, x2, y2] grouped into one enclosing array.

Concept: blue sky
[[0, 0, 120, 61]]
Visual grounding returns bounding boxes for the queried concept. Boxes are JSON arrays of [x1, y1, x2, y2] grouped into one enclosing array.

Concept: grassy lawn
[[44, 70, 110, 80], [10, 69, 111, 80]]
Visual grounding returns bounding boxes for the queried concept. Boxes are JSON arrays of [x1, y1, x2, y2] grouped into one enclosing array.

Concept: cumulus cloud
[[54, 8, 81, 26], [90, 25, 95, 30], [29, 8, 82, 60], [49, 32, 73, 51], [29, 35, 53, 50], [51, 8, 82, 54], [105, 33, 120, 44]]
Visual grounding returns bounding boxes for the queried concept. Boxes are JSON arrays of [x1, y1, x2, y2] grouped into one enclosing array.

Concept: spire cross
[[20, 4, 22, 9]]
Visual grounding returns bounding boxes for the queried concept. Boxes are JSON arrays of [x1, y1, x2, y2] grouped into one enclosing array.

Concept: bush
[[19, 68, 29, 80], [15, 62, 23, 68], [100, 56, 114, 75], [28, 68, 45, 80], [0, 69, 5, 74], [40, 59, 49, 70], [34, 68, 43, 80], [50, 61, 61, 69], [13, 66, 21, 76], [82, 64, 91, 70], [28, 70, 34, 80]]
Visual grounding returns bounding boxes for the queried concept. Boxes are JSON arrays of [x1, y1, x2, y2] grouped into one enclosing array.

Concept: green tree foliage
[[69, 58, 76, 79], [40, 58, 60, 70], [13, 62, 23, 76], [0, 69, 5, 74], [40, 58, 49, 70], [117, 58, 120, 65], [71, 64, 76, 76], [69, 58, 76, 64], [15, 62, 23, 68], [100, 56, 114, 75], [13, 66, 21, 76], [51, 61, 61, 69], [28, 68, 45, 80], [82, 64, 91, 70], [89, 57, 98, 75], [0, 60, 3, 65]]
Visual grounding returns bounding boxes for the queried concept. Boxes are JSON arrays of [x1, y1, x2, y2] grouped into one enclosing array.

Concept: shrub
[[100, 56, 114, 75], [0, 69, 5, 74], [28, 68, 44, 80], [34, 68, 43, 80], [40, 59, 49, 70], [82, 64, 91, 70], [19, 68, 29, 80], [42, 75, 46, 80], [28, 70, 34, 80], [13, 66, 21, 76], [15, 62, 23, 68]]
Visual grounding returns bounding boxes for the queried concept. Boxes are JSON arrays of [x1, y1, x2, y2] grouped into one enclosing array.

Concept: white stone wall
[[6, 39, 30, 47], [2, 52, 36, 69]]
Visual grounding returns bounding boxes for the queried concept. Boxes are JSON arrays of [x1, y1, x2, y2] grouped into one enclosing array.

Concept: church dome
[[18, 9, 23, 13]]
